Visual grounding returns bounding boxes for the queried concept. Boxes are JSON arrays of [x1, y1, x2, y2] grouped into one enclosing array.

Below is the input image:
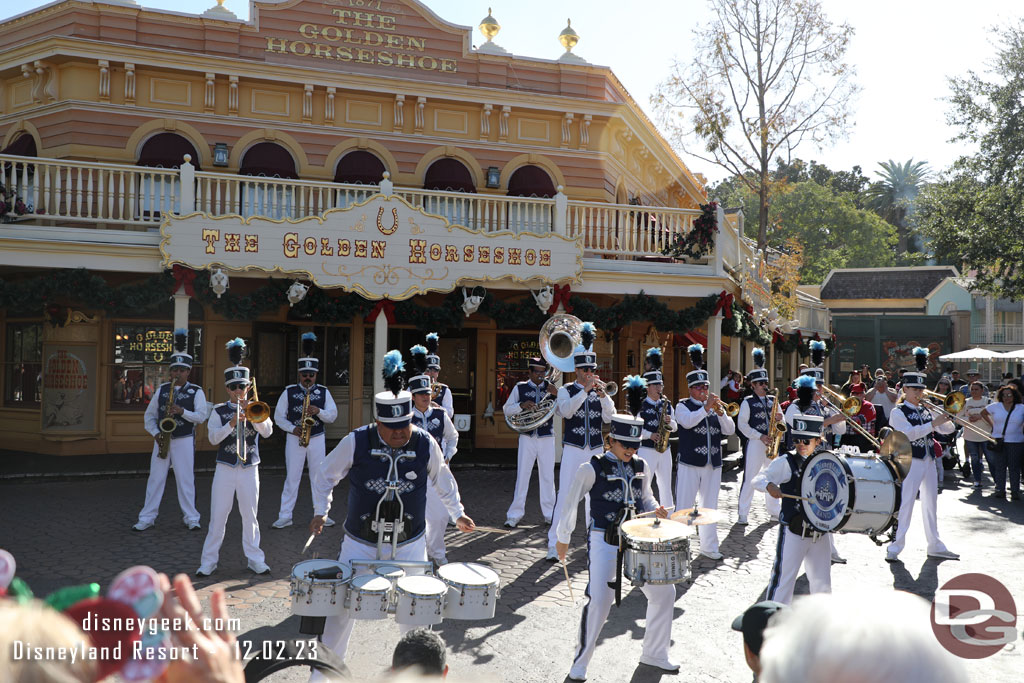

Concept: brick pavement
[[2, 461, 1023, 682]]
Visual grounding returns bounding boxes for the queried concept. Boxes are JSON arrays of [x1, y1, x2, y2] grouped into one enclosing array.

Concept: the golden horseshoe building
[[0, 0, 829, 457]]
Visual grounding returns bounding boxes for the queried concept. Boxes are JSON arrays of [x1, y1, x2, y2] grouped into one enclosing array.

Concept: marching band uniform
[[736, 349, 781, 524], [503, 356, 557, 527], [310, 352, 467, 670], [408, 367, 461, 565], [754, 413, 832, 605], [133, 330, 206, 531], [546, 328, 615, 560], [272, 333, 338, 529], [638, 366, 677, 509], [783, 367, 846, 453], [885, 363, 959, 562], [557, 412, 678, 681], [675, 346, 736, 561], [197, 341, 273, 576], [425, 332, 454, 418]]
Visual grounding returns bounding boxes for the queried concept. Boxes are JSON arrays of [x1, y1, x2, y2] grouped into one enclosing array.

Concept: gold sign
[[265, 1, 458, 73], [160, 194, 582, 301]]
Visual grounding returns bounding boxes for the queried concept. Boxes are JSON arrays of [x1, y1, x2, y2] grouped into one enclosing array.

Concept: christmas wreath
[[661, 201, 718, 260]]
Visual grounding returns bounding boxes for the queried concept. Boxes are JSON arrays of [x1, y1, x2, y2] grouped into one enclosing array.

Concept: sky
[[8, 0, 1021, 183]]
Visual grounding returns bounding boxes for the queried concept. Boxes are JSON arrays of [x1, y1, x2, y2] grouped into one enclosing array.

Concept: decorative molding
[[24, 61, 57, 104], [499, 105, 510, 142], [67, 310, 100, 325], [580, 114, 591, 150], [393, 94, 405, 131], [433, 109, 468, 135], [251, 89, 290, 117], [561, 112, 574, 148], [480, 103, 492, 139], [149, 78, 191, 106], [124, 63, 135, 105], [326, 87, 336, 124], [204, 72, 215, 113], [228, 75, 238, 115], [414, 96, 426, 133], [98, 60, 110, 102], [345, 100, 382, 126], [517, 118, 549, 143], [302, 84, 313, 123]]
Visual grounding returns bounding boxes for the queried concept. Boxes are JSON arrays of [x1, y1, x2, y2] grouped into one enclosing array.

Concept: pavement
[[2, 455, 1023, 682]]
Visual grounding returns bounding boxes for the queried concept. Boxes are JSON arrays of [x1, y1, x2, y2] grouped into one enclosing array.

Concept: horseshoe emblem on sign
[[376, 207, 399, 235]]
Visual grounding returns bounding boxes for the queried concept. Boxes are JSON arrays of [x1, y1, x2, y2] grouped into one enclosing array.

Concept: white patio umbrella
[[994, 349, 1024, 360], [938, 347, 1005, 361]]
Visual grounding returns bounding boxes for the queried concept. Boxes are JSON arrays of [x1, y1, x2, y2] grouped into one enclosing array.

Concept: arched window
[[423, 158, 476, 227], [334, 150, 385, 209], [238, 142, 298, 218], [2, 134, 38, 212], [1, 134, 37, 157], [135, 133, 200, 218], [506, 164, 556, 233]]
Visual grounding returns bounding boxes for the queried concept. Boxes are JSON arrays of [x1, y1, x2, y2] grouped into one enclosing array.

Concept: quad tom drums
[[289, 559, 352, 617], [799, 449, 900, 539], [394, 575, 448, 626], [620, 518, 692, 586], [436, 562, 501, 620]]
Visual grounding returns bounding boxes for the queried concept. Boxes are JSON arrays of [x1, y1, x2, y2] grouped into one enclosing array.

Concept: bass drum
[[799, 450, 899, 536]]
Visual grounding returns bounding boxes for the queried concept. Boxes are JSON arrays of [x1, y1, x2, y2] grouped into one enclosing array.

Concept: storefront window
[[111, 325, 202, 410], [4, 322, 43, 406], [496, 334, 542, 409]]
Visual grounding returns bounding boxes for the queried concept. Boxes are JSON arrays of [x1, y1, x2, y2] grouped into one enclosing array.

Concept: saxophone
[[766, 389, 787, 459], [653, 398, 673, 453], [156, 383, 177, 459], [298, 388, 316, 448]]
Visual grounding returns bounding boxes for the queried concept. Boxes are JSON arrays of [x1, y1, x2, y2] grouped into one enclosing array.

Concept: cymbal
[[670, 507, 721, 526], [878, 428, 912, 479]]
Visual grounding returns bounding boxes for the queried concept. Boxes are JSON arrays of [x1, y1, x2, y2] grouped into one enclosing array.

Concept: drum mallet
[[778, 493, 812, 502], [560, 556, 576, 606]]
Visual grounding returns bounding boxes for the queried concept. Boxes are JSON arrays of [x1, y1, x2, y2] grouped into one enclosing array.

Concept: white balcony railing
[[0, 153, 745, 270], [971, 324, 1024, 345]]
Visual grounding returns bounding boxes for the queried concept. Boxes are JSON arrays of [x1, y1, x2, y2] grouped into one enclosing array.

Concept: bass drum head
[[799, 451, 852, 533]]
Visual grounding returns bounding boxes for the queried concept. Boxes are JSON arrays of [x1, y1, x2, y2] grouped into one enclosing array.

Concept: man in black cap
[[732, 600, 787, 681]]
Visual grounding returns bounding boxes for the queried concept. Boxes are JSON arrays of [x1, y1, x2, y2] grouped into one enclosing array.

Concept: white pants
[[569, 529, 676, 679], [312, 535, 426, 676], [674, 463, 721, 554], [638, 446, 674, 509], [765, 524, 832, 605], [888, 455, 949, 557], [276, 433, 325, 521], [425, 474, 455, 561], [137, 437, 200, 525], [199, 463, 265, 567], [548, 444, 599, 551], [506, 434, 556, 522], [737, 440, 780, 519]]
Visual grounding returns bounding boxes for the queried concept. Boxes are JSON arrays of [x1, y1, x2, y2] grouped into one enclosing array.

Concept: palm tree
[[863, 159, 931, 253]]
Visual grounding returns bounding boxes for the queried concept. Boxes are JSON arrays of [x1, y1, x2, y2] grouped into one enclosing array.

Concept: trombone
[[235, 378, 271, 463], [818, 384, 880, 449], [920, 390, 997, 444]]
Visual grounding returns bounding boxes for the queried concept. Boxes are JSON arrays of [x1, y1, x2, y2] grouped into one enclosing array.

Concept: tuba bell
[[505, 314, 583, 433]]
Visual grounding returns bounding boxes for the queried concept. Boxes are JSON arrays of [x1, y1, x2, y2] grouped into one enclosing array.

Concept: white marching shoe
[[638, 655, 681, 672]]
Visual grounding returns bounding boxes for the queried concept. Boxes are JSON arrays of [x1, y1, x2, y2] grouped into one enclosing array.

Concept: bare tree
[[652, 0, 858, 250]]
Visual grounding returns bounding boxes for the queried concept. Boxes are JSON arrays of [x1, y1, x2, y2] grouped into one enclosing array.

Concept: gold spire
[[480, 7, 500, 42], [558, 18, 579, 52]]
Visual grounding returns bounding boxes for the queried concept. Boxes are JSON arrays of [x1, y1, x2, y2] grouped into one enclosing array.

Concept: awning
[[676, 331, 729, 355]]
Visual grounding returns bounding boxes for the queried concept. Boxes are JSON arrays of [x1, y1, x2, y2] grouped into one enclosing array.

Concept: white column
[[553, 186, 568, 236], [179, 155, 195, 214], [708, 315, 723, 399], [374, 311, 387, 395], [714, 202, 726, 276], [172, 284, 189, 331], [986, 295, 995, 344], [731, 335, 741, 372]]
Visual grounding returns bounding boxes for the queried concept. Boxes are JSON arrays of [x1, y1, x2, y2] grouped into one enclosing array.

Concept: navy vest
[[896, 403, 934, 459], [436, 384, 451, 407], [563, 383, 605, 450], [214, 403, 260, 467], [676, 398, 723, 468], [156, 382, 200, 439], [344, 424, 433, 545], [411, 406, 447, 445], [514, 380, 554, 437], [743, 394, 773, 437], [639, 397, 670, 450], [588, 454, 646, 531], [778, 450, 805, 526], [284, 384, 328, 438]]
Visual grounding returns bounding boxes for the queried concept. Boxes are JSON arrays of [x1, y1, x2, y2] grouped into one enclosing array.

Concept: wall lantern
[[213, 142, 229, 167], [485, 166, 500, 188]]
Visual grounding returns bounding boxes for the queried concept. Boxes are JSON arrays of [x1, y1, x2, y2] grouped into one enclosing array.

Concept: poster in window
[[41, 343, 98, 435]]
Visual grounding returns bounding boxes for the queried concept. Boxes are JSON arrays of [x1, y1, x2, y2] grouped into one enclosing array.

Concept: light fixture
[[210, 268, 229, 298], [287, 280, 309, 307], [485, 166, 500, 188], [213, 142, 229, 167]]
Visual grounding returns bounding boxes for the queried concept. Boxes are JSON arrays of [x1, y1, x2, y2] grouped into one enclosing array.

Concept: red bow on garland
[[712, 291, 734, 319], [171, 265, 197, 297], [772, 330, 783, 344], [364, 298, 396, 325], [547, 284, 574, 315]]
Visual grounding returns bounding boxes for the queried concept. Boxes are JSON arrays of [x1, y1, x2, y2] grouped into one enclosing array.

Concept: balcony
[[971, 324, 1024, 346], [0, 153, 749, 277]]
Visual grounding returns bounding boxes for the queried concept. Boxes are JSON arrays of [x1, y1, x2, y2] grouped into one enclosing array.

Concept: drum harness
[[367, 431, 422, 560], [600, 457, 644, 607]]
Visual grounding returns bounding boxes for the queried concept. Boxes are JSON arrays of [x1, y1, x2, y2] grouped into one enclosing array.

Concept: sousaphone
[[504, 314, 581, 433]]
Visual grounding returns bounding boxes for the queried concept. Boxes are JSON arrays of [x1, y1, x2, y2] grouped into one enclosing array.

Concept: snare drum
[[375, 565, 406, 583], [290, 560, 352, 617], [394, 575, 447, 626], [436, 562, 500, 620], [620, 518, 692, 586], [347, 575, 392, 620], [800, 450, 899, 536]]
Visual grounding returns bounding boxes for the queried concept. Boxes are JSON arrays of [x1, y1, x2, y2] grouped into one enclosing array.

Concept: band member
[[272, 332, 338, 529], [753, 413, 832, 604], [424, 332, 454, 418], [546, 323, 616, 561], [133, 328, 207, 532], [784, 341, 846, 452], [885, 348, 959, 562], [503, 356, 558, 528], [408, 344, 461, 565], [197, 339, 273, 576], [308, 350, 474, 670], [736, 347, 784, 525], [556, 376, 676, 681], [638, 347, 677, 508], [675, 343, 736, 561]]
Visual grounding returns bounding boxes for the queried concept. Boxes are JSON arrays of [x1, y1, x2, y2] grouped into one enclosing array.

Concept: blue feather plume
[[301, 331, 317, 357], [796, 375, 817, 389], [913, 346, 929, 372], [688, 343, 704, 370], [425, 332, 439, 355], [645, 347, 663, 371], [382, 349, 406, 396], [796, 375, 817, 410], [174, 328, 188, 353], [809, 339, 826, 366], [226, 337, 246, 366], [809, 340, 826, 350], [624, 374, 647, 417], [752, 347, 765, 368], [580, 322, 596, 351], [409, 344, 428, 374]]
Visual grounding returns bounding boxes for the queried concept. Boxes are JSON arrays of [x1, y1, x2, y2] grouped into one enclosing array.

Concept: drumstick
[[301, 533, 316, 555], [471, 525, 512, 535], [633, 506, 675, 519], [561, 557, 576, 606], [778, 493, 812, 502]]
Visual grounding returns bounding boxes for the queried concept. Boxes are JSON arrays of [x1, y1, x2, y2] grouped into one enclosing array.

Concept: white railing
[[566, 201, 701, 259], [194, 172, 377, 220], [971, 324, 1024, 345], [395, 187, 556, 234]]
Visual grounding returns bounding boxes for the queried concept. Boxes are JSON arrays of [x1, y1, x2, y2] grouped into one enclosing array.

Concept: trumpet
[[592, 378, 618, 398], [430, 382, 443, 400], [712, 398, 740, 417]]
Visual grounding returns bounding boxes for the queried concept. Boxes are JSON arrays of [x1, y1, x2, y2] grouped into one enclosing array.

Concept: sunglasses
[[300, 372, 317, 378], [794, 437, 815, 445], [227, 382, 247, 391]]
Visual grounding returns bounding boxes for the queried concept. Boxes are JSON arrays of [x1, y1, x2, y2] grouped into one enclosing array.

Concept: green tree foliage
[[652, 0, 857, 252], [916, 23, 1024, 299], [863, 159, 931, 254]]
